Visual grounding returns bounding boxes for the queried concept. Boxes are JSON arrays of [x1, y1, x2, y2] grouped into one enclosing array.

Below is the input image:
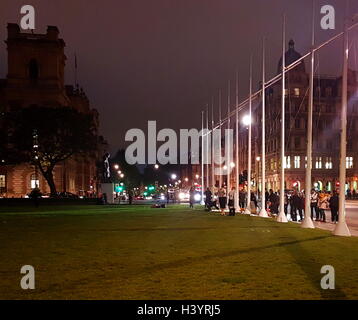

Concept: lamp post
[[334, 6, 352, 237], [278, 14, 288, 223], [243, 111, 252, 212], [259, 38, 269, 218]]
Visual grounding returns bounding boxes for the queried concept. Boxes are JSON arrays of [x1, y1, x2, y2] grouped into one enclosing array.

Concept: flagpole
[[219, 90, 223, 189], [302, 0, 316, 228], [235, 72, 240, 211], [206, 105, 210, 192], [259, 38, 269, 218], [334, 1, 351, 236], [277, 14, 288, 223], [227, 81, 231, 196], [211, 97, 215, 190], [201, 111, 205, 205], [245, 56, 253, 215]]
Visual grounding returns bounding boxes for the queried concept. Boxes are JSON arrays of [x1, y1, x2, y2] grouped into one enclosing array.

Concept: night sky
[[1, 0, 358, 153]]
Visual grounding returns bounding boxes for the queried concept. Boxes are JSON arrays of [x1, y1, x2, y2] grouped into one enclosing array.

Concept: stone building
[[0, 23, 102, 197], [212, 40, 358, 193]]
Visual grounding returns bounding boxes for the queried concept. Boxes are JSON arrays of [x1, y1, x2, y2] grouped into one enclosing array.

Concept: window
[[315, 157, 322, 169], [284, 156, 291, 169], [294, 156, 301, 169], [325, 157, 333, 169], [30, 174, 39, 189], [346, 157, 354, 169], [0, 175, 5, 188]]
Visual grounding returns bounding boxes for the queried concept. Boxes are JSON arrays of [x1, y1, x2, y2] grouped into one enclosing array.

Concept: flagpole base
[[333, 220, 351, 237], [244, 209, 251, 215], [259, 208, 269, 218], [277, 211, 288, 223], [301, 216, 315, 229]]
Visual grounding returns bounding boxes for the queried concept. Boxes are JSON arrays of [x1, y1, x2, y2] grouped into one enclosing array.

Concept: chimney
[[46, 26, 59, 40], [7, 23, 20, 39]]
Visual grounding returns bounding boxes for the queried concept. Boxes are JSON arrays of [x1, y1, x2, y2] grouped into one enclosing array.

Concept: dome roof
[[277, 39, 305, 74]]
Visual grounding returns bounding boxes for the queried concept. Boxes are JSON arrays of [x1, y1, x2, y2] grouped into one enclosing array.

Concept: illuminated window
[[315, 157, 322, 169], [294, 156, 300, 169], [325, 157, 333, 169], [284, 156, 291, 169], [0, 175, 5, 188], [30, 174, 39, 189], [346, 157, 354, 169]]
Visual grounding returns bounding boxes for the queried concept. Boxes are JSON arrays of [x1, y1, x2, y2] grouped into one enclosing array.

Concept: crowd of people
[[194, 186, 342, 224]]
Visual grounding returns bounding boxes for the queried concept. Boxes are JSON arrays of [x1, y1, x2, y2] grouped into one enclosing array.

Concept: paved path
[[310, 200, 358, 236]]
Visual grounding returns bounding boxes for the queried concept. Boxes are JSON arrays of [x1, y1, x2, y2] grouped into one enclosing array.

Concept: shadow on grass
[[283, 234, 347, 299], [141, 235, 330, 273]]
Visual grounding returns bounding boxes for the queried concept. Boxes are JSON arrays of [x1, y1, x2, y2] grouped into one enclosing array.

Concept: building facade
[[0, 23, 102, 197], [212, 40, 358, 193]]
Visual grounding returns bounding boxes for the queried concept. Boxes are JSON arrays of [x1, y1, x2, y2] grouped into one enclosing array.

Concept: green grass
[[1, 204, 358, 300]]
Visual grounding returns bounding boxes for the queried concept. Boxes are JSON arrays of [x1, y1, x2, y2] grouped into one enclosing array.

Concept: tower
[[4, 23, 70, 109]]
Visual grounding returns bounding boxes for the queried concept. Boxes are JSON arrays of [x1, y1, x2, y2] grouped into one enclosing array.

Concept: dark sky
[[1, 0, 358, 153]]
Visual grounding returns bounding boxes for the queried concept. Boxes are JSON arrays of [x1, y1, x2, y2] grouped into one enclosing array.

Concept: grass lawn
[[1, 204, 358, 300]]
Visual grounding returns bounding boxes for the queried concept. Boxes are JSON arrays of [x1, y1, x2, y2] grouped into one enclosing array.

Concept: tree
[[10, 106, 99, 196]]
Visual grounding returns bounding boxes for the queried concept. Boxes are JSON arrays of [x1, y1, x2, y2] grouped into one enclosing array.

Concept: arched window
[[29, 59, 39, 80]]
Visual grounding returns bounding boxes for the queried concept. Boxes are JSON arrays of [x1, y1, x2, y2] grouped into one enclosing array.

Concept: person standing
[[228, 187, 236, 216], [204, 188, 212, 211], [128, 189, 133, 205], [239, 189, 246, 212], [189, 187, 195, 209], [310, 189, 319, 221], [317, 191, 328, 223], [218, 186, 227, 216], [329, 190, 339, 223]]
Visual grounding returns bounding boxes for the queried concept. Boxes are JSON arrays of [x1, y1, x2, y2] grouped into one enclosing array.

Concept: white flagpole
[[227, 81, 231, 195], [211, 97, 215, 190], [235, 72, 240, 211], [334, 1, 351, 237], [245, 56, 253, 215], [277, 14, 288, 223], [206, 105, 210, 191], [302, 0, 316, 228], [201, 111, 205, 205], [259, 38, 269, 218], [219, 90, 223, 189]]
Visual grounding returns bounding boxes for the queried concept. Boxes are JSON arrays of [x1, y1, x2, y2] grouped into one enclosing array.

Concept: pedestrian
[[329, 190, 339, 223], [310, 189, 319, 221], [189, 187, 195, 209], [218, 186, 227, 216], [128, 189, 133, 205], [251, 193, 258, 211], [239, 189, 246, 212], [318, 191, 328, 222], [291, 191, 300, 221], [204, 187, 212, 211], [228, 187, 236, 216]]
